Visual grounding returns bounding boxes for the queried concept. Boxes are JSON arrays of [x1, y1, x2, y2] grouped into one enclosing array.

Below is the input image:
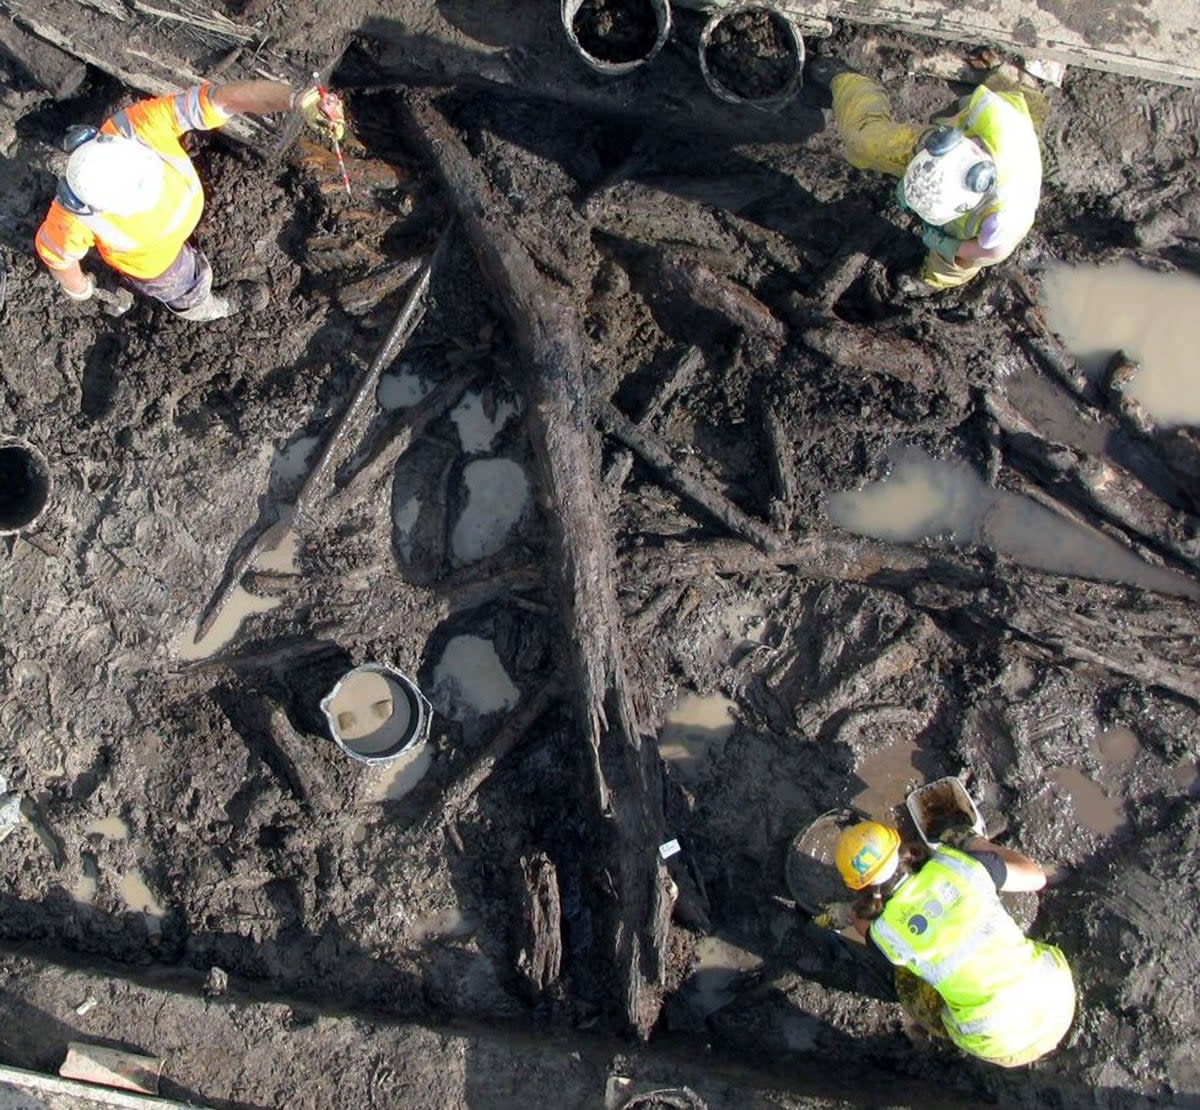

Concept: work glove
[[813, 900, 855, 931], [938, 825, 979, 849], [294, 85, 346, 143], [920, 222, 963, 263], [62, 274, 96, 302]]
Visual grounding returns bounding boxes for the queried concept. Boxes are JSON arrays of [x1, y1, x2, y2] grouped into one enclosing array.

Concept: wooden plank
[[813, 0, 1200, 88], [0, 17, 86, 98]]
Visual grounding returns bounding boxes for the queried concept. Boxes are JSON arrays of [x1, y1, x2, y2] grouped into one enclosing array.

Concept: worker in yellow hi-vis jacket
[[809, 56, 1045, 292], [834, 820, 1076, 1067]]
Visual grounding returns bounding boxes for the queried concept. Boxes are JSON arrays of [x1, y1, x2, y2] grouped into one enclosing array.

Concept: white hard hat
[[65, 133, 164, 216], [902, 127, 997, 227]]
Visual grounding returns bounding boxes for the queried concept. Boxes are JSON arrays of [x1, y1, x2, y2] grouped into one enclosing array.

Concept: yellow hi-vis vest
[[942, 85, 1043, 256], [869, 848, 1074, 1062]]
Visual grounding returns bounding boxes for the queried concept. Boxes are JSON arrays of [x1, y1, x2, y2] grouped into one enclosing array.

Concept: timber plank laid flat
[[815, 0, 1200, 87]]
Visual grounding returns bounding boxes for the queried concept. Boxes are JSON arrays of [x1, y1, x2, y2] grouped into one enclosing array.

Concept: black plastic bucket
[[0, 437, 51, 535]]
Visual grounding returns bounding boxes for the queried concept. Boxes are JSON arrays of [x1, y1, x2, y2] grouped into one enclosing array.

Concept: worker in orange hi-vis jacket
[[35, 80, 345, 322]]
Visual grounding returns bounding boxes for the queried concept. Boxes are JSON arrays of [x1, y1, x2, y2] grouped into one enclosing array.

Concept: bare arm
[[211, 80, 294, 117], [963, 836, 1047, 892]]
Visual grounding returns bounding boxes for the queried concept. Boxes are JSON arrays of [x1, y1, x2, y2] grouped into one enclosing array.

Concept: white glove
[[63, 274, 96, 302]]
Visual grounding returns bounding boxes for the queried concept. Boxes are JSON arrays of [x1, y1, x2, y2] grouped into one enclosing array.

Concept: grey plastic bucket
[[561, 0, 672, 76], [320, 663, 432, 764], [698, 2, 805, 111], [0, 437, 51, 536]]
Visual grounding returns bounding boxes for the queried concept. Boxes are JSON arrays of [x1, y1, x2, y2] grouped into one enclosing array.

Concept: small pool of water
[[826, 446, 1200, 599], [432, 635, 520, 720], [658, 693, 737, 782], [1042, 261, 1200, 427], [450, 458, 531, 564]]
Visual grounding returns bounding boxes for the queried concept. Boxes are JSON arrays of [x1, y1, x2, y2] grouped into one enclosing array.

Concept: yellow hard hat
[[835, 821, 901, 890]]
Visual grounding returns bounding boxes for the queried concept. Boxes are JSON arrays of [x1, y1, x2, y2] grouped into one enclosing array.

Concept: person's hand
[[294, 85, 345, 143], [813, 900, 855, 931], [938, 825, 979, 849], [920, 222, 963, 262], [62, 274, 96, 302]]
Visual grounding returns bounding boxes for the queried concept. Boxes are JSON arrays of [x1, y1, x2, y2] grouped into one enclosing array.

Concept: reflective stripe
[[154, 177, 202, 239], [174, 86, 205, 130], [73, 210, 141, 251], [109, 109, 136, 140], [945, 1008, 1006, 1037], [932, 849, 994, 894], [870, 917, 940, 980], [35, 226, 83, 267]]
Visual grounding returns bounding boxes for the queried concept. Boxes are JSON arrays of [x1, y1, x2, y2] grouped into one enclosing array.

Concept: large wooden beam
[[399, 90, 672, 1038]]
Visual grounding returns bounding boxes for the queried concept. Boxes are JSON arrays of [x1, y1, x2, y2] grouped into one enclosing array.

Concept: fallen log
[[986, 391, 1200, 576], [651, 249, 786, 346], [0, 17, 86, 98], [623, 537, 1200, 702], [598, 400, 785, 554], [399, 91, 672, 1038], [795, 617, 936, 737], [192, 254, 434, 643], [516, 853, 563, 994], [760, 399, 798, 531], [3, 0, 282, 149]]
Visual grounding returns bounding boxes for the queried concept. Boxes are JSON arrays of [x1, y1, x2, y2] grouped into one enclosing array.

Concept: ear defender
[[61, 124, 99, 153], [923, 125, 964, 156], [965, 161, 997, 194]]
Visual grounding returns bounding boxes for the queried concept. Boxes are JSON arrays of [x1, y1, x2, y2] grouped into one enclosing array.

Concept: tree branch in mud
[[398, 90, 672, 1038], [624, 537, 1200, 702], [191, 256, 437, 644], [598, 400, 785, 554], [985, 391, 1200, 577]]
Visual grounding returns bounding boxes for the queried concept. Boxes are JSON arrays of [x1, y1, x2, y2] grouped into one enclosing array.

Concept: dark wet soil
[[704, 7, 796, 100], [573, 0, 660, 64], [1, 4, 1200, 1108]]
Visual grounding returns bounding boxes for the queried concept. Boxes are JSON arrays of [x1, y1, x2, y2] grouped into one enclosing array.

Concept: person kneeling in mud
[[808, 55, 1045, 293], [833, 820, 1075, 1067]]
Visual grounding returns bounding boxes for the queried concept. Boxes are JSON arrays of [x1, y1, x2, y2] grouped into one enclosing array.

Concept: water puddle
[[72, 855, 99, 906], [432, 635, 520, 720], [450, 458, 531, 563], [451, 391, 519, 454], [1092, 726, 1141, 770], [851, 736, 922, 822], [118, 869, 165, 933], [175, 587, 280, 662], [378, 365, 431, 411], [393, 495, 422, 561], [86, 815, 129, 840], [412, 906, 476, 943], [826, 446, 1200, 599], [367, 743, 434, 802], [1172, 759, 1198, 795], [1048, 766, 1126, 836], [272, 434, 319, 487], [1042, 261, 1200, 426], [686, 936, 762, 1017], [256, 526, 299, 574], [658, 693, 737, 782]]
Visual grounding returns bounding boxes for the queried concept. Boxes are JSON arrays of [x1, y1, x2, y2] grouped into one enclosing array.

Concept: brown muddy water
[[825, 446, 1200, 598], [657, 692, 737, 783], [1042, 261, 1200, 426]]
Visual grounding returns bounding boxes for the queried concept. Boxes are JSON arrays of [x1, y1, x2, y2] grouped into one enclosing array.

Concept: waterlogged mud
[[0, 7, 1199, 1109]]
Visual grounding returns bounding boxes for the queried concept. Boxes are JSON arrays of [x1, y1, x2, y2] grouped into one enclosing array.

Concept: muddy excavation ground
[[1, 1, 1200, 1107]]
